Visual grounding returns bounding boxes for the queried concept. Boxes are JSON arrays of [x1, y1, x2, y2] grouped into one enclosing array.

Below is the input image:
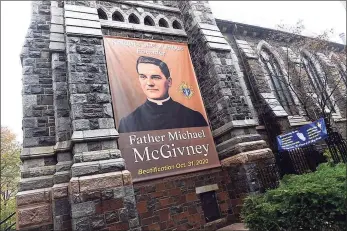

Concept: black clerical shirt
[[118, 98, 208, 133]]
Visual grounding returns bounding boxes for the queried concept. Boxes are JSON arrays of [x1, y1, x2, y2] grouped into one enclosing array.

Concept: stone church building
[[17, 1, 346, 230]]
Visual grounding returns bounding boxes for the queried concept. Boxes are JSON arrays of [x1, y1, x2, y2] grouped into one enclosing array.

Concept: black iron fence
[[256, 131, 347, 192], [256, 163, 281, 193], [275, 145, 327, 177], [325, 131, 347, 163], [0, 212, 16, 231]]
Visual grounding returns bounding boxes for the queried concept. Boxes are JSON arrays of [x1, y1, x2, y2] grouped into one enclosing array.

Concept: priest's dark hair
[[136, 56, 170, 78]]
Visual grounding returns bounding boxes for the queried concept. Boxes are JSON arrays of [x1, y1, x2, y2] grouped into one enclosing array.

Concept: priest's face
[[138, 63, 172, 100]]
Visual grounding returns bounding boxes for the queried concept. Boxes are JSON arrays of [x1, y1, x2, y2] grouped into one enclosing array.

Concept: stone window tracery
[[260, 49, 297, 115], [302, 54, 335, 113]]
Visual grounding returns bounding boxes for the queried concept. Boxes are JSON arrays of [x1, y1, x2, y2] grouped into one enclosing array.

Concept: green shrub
[[241, 163, 347, 231]]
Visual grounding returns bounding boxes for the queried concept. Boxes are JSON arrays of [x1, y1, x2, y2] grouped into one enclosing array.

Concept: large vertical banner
[[104, 37, 220, 182]]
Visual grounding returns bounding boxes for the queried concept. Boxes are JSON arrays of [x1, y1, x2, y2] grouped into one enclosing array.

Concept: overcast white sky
[[1, 1, 346, 142]]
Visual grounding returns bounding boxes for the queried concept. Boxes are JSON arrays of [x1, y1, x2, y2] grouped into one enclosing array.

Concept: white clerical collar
[[147, 96, 171, 105]]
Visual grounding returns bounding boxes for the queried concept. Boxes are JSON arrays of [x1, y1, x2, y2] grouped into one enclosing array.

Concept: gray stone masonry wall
[[233, 25, 346, 122], [178, 2, 253, 130], [66, 36, 115, 132], [96, 1, 182, 23], [52, 52, 71, 142], [173, 4, 275, 227], [97, 0, 187, 43], [228, 41, 293, 138], [278, 48, 326, 128], [17, 1, 56, 230], [176, 1, 272, 167], [217, 19, 346, 147], [21, 1, 55, 148], [63, 2, 140, 231], [18, 1, 346, 231], [50, 1, 73, 229], [317, 53, 347, 118]]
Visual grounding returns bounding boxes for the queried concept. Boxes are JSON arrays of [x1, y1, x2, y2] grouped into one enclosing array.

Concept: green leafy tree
[[1, 127, 21, 229]]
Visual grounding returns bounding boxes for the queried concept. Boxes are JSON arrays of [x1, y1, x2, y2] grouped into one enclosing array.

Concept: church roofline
[[215, 18, 345, 51]]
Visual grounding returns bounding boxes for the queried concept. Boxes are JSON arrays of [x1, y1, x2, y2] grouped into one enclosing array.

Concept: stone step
[[21, 165, 56, 178], [217, 223, 249, 231], [56, 161, 73, 172], [73, 149, 121, 163], [19, 175, 54, 191], [71, 158, 125, 177], [54, 170, 71, 184]]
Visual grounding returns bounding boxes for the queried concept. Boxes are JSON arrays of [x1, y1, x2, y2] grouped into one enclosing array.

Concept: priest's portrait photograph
[[118, 56, 208, 133]]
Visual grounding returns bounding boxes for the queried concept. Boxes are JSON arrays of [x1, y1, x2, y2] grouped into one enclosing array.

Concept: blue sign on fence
[[277, 118, 328, 151]]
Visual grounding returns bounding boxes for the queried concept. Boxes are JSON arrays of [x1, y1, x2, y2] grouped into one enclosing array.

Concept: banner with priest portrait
[[104, 37, 220, 182]]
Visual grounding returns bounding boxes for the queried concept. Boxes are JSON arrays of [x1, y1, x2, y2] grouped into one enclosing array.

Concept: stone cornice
[[103, 0, 180, 13], [21, 146, 55, 160], [71, 128, 119, 143], [212, 119, 258, 138]]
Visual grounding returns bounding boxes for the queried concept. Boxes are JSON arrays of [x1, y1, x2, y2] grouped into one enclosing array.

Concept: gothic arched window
[[158, 18, 169, 28], [144, 16, 155, 26], [97, 8, 108, 20], [336, 62, 347, 87], [128, 13, 140, 24], [260, 49, 297, 115], [112, 11, 124, 22], [302, 53, 335, 112], [172, 20, 182, 29]]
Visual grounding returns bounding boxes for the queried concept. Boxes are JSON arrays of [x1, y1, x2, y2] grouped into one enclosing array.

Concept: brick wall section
[[21, 1, 55, 148], [134, 169, 236, 231], [133, 157, 275, 231]]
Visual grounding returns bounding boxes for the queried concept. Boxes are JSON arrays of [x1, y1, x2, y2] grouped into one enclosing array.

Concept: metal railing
[[0, 212, 16, 231], [257, 131, 347, 192], [325, 131, 347, 163]]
